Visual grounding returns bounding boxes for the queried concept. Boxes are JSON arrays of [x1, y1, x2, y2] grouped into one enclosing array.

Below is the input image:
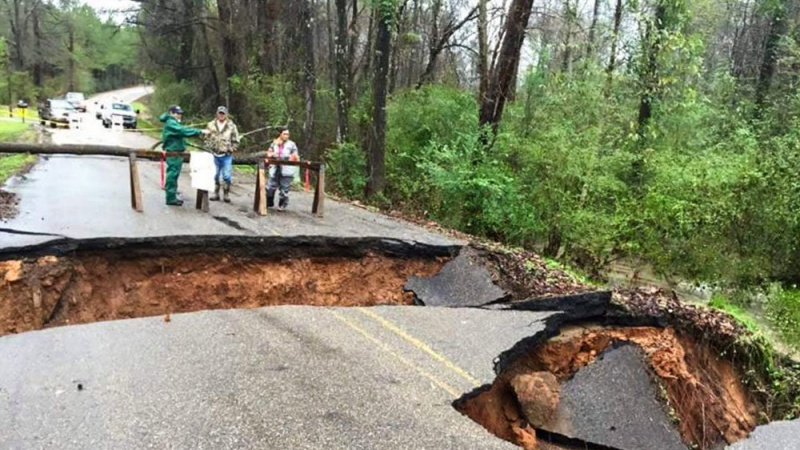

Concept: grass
[[0, 154, 37, 184], [0, 121, 31, 142], [708, 294, 761, 332], [0, 106, 39, 121]]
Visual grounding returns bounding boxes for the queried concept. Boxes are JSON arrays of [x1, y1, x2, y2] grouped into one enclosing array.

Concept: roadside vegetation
[[0, 154, 36, 184], [0, 122, 30, 142]]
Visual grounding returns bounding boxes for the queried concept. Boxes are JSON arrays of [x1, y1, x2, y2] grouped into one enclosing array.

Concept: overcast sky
[[79, 0, 137, 21]]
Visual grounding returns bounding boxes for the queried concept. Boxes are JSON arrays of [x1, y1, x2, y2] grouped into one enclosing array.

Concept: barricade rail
[[0, 143, 325, 217]]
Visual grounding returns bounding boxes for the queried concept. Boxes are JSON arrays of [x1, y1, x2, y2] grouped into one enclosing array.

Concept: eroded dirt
[[456, 326, 758, 450], [0, 252, 447, 336]]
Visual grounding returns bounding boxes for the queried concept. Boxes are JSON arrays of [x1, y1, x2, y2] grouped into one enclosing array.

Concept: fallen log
[[0, 142, 321, 168]]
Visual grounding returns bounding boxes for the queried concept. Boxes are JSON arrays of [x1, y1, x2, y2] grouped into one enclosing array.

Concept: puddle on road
[[0, 251, 448, 336]]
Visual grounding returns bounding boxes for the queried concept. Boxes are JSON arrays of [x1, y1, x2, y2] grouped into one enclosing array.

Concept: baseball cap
[[217, 106, 228, 115], [168, 105, 184, 114]]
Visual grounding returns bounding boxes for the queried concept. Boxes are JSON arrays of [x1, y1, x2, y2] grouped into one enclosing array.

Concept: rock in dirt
[[511, 372, 560, 427], [543, 343, 687, 450], [404, 247, 507, 307], [727, 420, 800, 450]]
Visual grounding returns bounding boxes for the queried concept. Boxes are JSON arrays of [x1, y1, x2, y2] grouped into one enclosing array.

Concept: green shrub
[[325, 142, 366, 199], [766, 285, 800, 351]]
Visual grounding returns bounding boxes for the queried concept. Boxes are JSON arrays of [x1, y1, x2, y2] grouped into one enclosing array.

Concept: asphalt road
[[0, 306, 551, 449], [1, 86, 458, 250]]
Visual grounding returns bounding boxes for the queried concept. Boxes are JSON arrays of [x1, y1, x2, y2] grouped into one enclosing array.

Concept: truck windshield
[[51, 100, 74, 110], [112, 103, 132, 111]]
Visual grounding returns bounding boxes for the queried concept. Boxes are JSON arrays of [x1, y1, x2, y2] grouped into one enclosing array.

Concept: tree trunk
[[389, 1, 409, 93], [218, 0, 246, 114], [67, 24, 75, 91], [417, 4, 477, 88], [756, 0, 787, 109], [561, 0, 575, 74], [478, 0, 489, 106], [585, 0, 601, 58], [199, 17, 222, 107], [8, 0, 25, 70], [366, 3, 393, 198], [300, 0, 317, 159], [32, 1, 43, 87], [478, 0, 535, 135], [606, 0, 623, 89], [334, 0, 350, 142]]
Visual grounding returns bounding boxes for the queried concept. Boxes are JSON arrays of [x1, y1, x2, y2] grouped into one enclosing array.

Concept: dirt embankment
[[0, 252, 447, 336], [456, 326, 758, 450]]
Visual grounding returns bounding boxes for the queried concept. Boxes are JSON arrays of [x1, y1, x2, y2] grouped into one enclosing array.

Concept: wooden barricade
[[0, 144, 326, 217], [253, 158, 325, 217]]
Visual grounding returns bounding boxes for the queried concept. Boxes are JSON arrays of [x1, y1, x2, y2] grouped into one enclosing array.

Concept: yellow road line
[[330, 310, 461, 397], [357, 309, 482, 388]]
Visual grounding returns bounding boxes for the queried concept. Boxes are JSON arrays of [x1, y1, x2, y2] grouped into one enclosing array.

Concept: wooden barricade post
[[253, 160, 268, 216], [129, 152, 143, 212], [195, 189, 210, 213], [312, 163, 325, 218]]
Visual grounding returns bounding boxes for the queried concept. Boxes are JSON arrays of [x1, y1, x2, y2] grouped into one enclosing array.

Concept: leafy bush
[[766, 285, 800, 352], [325, 142, 366, 200], [150, 77, 196, 120]]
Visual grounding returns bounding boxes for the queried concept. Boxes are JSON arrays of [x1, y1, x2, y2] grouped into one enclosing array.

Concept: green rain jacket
[[159, 113, 203, 152]]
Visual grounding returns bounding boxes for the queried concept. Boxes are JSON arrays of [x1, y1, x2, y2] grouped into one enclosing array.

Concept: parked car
[[38, 99, 77, 128], [65, 92, 86, 112], [101, 102, 138, 129]]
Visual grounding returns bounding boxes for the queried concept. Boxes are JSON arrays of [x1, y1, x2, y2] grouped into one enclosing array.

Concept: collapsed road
[[1, 236, 799, 450], [2, 87, 799, 449]]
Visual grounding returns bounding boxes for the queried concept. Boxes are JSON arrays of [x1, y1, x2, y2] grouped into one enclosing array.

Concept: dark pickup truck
[[38, 99, 77, 127]]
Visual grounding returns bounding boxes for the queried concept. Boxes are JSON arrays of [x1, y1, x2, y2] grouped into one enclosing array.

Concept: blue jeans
[[214, 153, 233, 184]]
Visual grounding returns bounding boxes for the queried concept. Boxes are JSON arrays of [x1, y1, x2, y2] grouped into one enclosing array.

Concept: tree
[[366, 0, 395, 198], [334, 0, 350, 142], [478, 0, 535, 134], [755, 0, 788, 109]]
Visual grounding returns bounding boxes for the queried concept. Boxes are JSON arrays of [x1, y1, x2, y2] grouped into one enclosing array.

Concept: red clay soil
[[456, 326, 758, 450], [0, 253, 447, 336]]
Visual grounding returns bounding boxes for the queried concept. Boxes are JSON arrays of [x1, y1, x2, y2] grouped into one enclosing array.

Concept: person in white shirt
[[265, 127, 299, 210]]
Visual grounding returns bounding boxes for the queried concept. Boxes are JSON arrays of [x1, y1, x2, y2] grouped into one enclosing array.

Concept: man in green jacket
[[159, 105, 208, 206]]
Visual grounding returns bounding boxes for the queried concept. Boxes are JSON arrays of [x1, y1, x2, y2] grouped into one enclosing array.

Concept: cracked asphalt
[[0, 307, 553, 449]]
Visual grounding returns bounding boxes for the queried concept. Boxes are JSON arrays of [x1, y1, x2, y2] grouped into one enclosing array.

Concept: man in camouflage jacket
[[206, 106, 240, 202]]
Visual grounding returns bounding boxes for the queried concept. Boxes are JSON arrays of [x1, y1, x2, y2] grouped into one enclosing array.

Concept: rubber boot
[[278, 196, 288, 211], [223, 183, 231, 203], [210, 183, 221, 201], [267, 190, 275, 208]]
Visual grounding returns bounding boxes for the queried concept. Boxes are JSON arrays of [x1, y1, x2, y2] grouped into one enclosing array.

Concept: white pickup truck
[[100, 102, 138, 129]]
